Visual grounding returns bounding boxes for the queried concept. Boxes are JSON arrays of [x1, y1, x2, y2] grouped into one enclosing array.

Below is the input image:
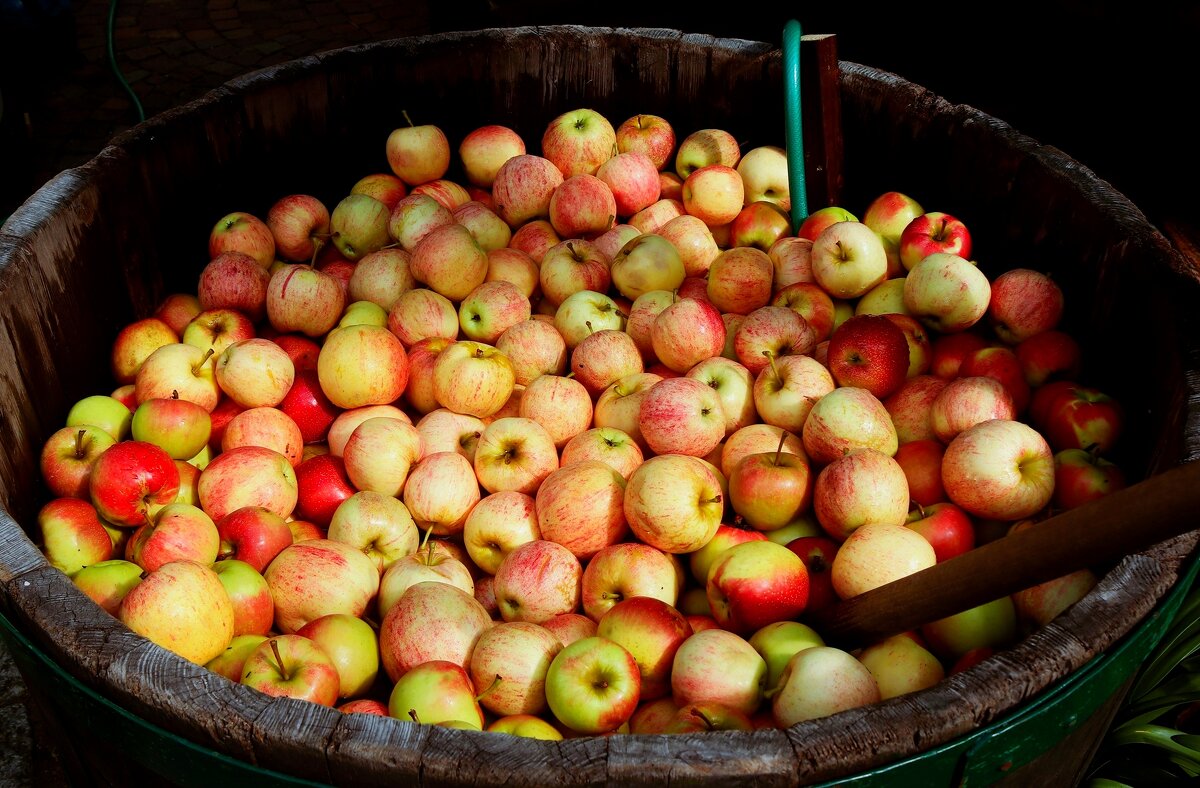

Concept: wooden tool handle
[[814, 459, 1200, 649]]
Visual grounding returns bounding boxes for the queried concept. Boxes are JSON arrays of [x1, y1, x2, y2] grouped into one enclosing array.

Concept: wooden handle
[[814, 459, 1200, 649]]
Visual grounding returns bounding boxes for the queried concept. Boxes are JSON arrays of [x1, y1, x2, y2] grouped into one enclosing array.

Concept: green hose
[[107, 0, 146, 123], [782, 19, 809, 226]]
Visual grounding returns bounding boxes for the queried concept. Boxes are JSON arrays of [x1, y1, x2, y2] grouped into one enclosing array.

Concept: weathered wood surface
[[1, 25, 1198, 786]]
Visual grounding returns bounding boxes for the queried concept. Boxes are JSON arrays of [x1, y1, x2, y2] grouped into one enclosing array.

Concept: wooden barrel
[[1, 25, 1198, 786]]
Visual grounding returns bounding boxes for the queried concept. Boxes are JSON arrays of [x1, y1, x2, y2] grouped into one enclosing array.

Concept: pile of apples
[[34, 105, 1129, 738]]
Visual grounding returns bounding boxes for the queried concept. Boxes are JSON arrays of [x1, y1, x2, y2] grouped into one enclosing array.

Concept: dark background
[[1, 1, 1196, 230]]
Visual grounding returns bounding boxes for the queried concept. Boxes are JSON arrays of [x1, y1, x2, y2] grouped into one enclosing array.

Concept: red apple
[[905, 502, 975, 562]]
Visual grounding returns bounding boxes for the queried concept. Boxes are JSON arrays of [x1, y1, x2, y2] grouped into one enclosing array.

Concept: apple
[[655, 215, 719, 278], [624, 453, 724, 554], [580, 541, 677, 622], [341, 416, 422, 496], [517, 373, 592, 450], [386, 117, 450, 185], [863, 190, 924, 273], [905, 502, 975, 562], [986, 268, 1064, 344], [133, 342, 222, 413], [649, 296, 725, 374], [882, 312, 933, 379], [706, 540, 809, 634], [811, 221, 888, 299], [351, 173, 407, 211], [857, 633, 946, 701], [276, 367, 346, 446], [1053, 447, 1126, 510], [111, 317, 178, 385], [539, 239, 611, 307], [459, 124, 526, 188], [733, 305, 816, 378], [265, 263, 346, 338], [327, 490, 420, 574], [40, 424, 118, 501], [485, 247, 540, 300], [292, 453, 355, 527], [119, 559, 234, 665], [210, 557, 274, 637], [771, 645, 881, 726], [508, 218, 561, 264], [473, 416, 559, 495], [205, 633, 270, 683], [196, 251, 271, 322], [826, 314, 910, 399], [430, 340, 514, 419], [462, 490, 539, 574], [1012, 567, 1099, 632], [796, 206, 858, 242], [942, 419, 1055, 520], [209, 211, 274, 268], [720, 424, 804, 479], [611, 233, 687, 302], [894, 438, 947, 506], [801, 386, 898, 466], [387, 193, 454, 252], [456, 281, 530, 345], [295, 612, 380, 700], [570, 329, 643, 396], [1015, 329, 1083, 388], [784, 535, 839, 622], [36, 497, 114, 577], [596, 596, 691, 702], [536, 460, 628, 562], [594, 223, 643, 264], [830, 522, 937, 599], [541, 108, 617, 177], [929, 375, 1018, 444], [470, 620, 563, 716], [898, 211, 972, 270], [415, 409, 486, 463], [670, 628, 765, 715], [87, 439, 180, 528], [729, 201, 791, 252], [72, 558, 144, 615], [544, 635, 641, 734], [326, 404, 410, 457], [638, 376, 726, 458], [542, 613, 598, 647], [920, 597, 1019, 663], [264, 538, 380, 633], [197, 445, 297, 523], [903, 253, 991, 333], [615, 114, 676, 170], [401, 450, 481, 538], [241, 634, 340, 707], [727, 439, 812, 532], [271, 333, 321, 372], [386, 287, 458, 347], [487, 715, 564, 740], [1040, 384, 1124, 454], [855, 278, 909, 317], [706, 247, 773, 315], [493, 539, 582, 623], [736, 145, 790, 210], [65, 395, 132, 444], [494, 319, 567, 387], [549, 174, 617, 237], [596, 151, 661, 219], [681, 164, 745, 226], [215, 505, 292, 572], [560, 427, 644, 481], [153, 293, 202, 337], [377, 539, 474, 618], [212, 337, 295, 410], [409, 221, 489, 303], [814, 448, 911, 541], [553, 290, 625, 349], [126, 501, 219, 572], [884, 374, 949, 445], [674, 128, 740, 178]]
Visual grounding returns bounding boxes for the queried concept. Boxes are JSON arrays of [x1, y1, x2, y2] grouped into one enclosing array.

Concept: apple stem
[[402, 110, 414, 128], [708, 494, 723, 505], [615, 310, 629, 321], [269, 638, 288, 681], [419, 523, 435, 555], [774, 431, 787, 465], [1086, 442, 1101, 459], [584, 320, 594, 336], [763, 683, 784, 700], [171, 389, 180, 400], [914, 502, 926, 518], [192, 348, 215, 376], [695, 708, 715, 729], [763, 350, 782, 383], [408, 709, 420, 723], [475, 674, 503, 702], [74, 429, 87, 459]]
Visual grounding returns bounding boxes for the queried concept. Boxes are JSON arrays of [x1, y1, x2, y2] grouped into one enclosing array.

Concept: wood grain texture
[[0, 25, 1198, 786]]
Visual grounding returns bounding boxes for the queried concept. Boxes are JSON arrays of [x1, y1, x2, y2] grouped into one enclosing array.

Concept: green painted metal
[[781, 18, 809, 227]]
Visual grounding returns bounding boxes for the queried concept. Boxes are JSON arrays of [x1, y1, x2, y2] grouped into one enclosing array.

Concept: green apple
[[338, 300, 389, 329], [72, 558, 143, 615], [296, 613, 380, 700], [920, 596, 1019, 663], [131, 397, 212, 461], [66, 395, 133, 441], [748, 620, 824, 692], [205, 634, 269, 682], [487, 714, 564, 740], [388, 659, 485, 728], [544, 636, 641, 734]]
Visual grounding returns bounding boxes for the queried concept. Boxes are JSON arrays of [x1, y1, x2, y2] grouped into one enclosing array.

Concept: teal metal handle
[[782, 19, 809, 228]]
